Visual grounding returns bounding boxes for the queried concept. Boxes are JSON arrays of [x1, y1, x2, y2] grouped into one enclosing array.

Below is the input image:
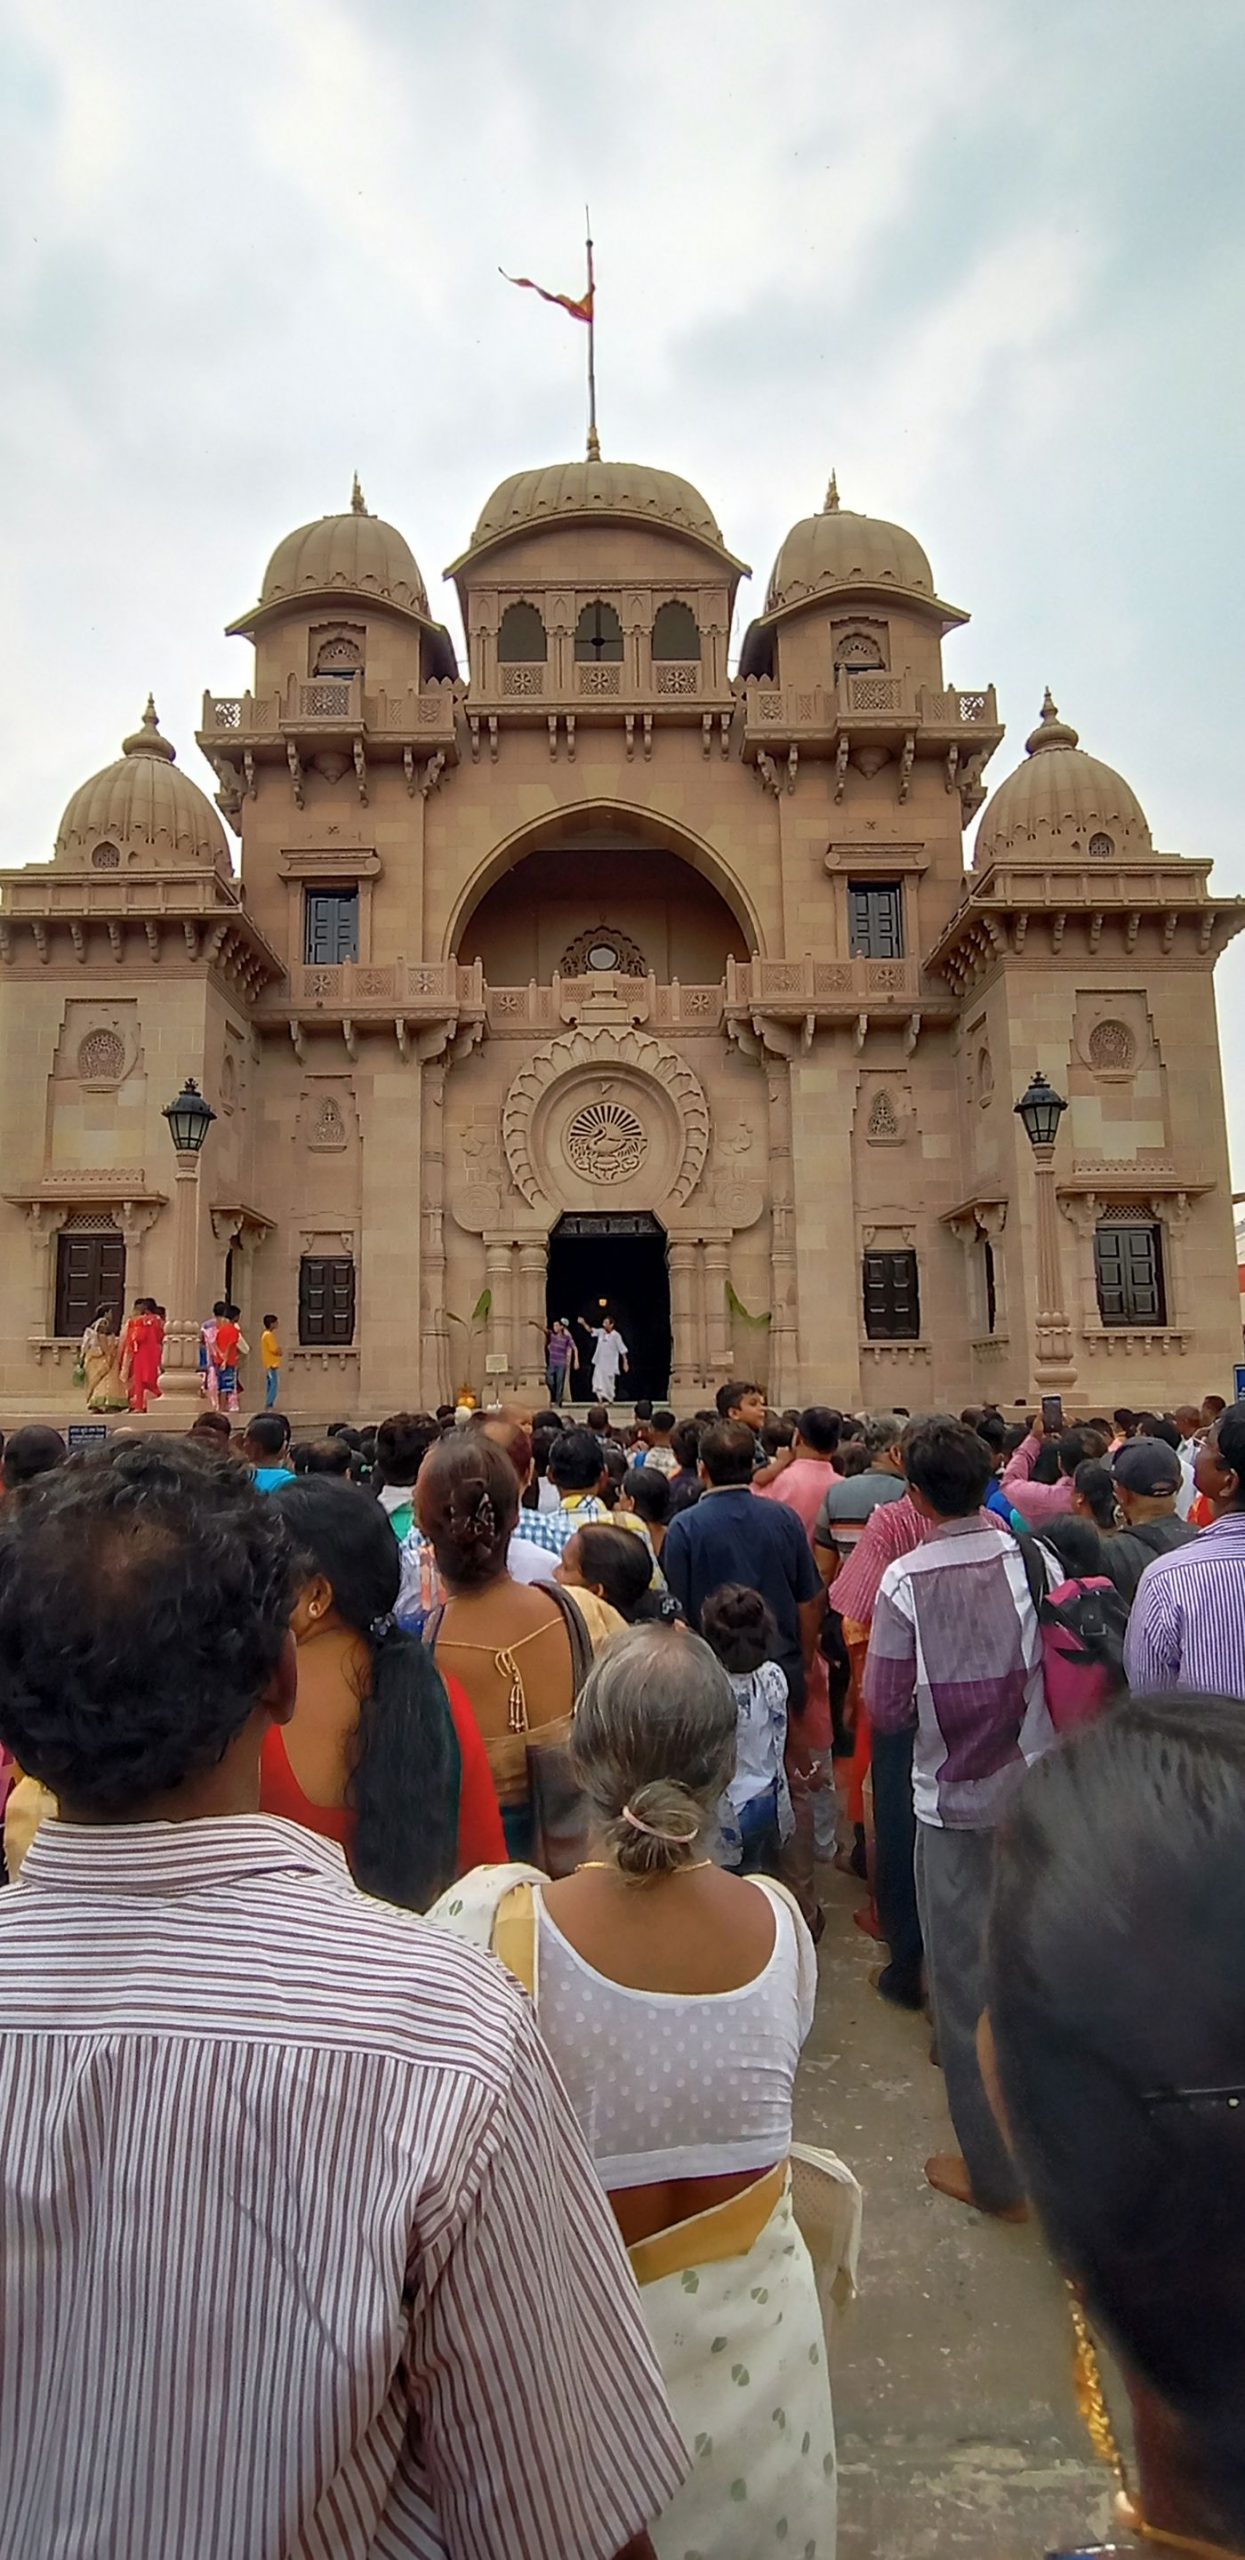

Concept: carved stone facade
[[1, 468, 1242, 1416]]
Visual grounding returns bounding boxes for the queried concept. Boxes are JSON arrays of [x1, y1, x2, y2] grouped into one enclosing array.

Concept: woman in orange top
[[262, 1476, 504, 1907]]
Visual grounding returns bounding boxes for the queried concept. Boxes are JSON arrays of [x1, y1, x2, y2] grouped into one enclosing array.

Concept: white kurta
[[589, 1328, 628, 1397]]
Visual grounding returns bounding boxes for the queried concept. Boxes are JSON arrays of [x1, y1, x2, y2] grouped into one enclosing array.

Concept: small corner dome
[[246, 480, 430, 623], [54, 699, 229, 870], [973, 690, 1152, 868], [462, 456, 730, 558], [765, 473, 935, 615]]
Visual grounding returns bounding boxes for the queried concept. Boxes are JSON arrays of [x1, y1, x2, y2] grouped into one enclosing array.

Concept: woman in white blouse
[[429, 1624, 858, 2560]]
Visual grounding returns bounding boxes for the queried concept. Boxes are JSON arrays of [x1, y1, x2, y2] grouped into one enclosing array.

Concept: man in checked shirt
[[0, 1436, 685, 2560]]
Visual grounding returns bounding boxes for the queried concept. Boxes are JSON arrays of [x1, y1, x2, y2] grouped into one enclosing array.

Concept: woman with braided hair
[[262, 1476, 504, 1906], [416, 1431, 624, 1859]]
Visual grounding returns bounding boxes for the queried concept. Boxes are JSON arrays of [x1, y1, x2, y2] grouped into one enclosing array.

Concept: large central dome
[[454, 457, 743, 570]]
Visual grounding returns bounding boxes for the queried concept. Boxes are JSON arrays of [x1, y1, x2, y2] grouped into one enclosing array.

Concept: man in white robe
[[579, 1315, 629, 1404]]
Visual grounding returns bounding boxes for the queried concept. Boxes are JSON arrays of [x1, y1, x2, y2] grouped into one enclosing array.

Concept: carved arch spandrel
[[502, 1026, 711, 1212]]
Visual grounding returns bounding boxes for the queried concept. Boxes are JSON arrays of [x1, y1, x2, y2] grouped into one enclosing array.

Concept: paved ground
[[795, 1864, 1113, 2560]]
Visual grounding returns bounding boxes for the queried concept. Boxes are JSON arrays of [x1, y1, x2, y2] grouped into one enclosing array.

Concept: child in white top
[[701, 1583, 794, 1877]]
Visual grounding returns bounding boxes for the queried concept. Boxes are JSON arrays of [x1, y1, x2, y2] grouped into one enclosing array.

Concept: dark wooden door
[[298, 1254, 356, 1345], [54, 1232, 126, 1337]]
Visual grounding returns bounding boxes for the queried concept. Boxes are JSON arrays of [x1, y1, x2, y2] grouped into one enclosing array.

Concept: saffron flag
[[501, 269, 594, 324]]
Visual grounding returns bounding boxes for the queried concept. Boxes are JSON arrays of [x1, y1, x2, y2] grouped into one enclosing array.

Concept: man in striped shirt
[[865, 1419, 1055, 2220], [1126, 1400, 1245, 1699], [0, 1438, 685, 2560]]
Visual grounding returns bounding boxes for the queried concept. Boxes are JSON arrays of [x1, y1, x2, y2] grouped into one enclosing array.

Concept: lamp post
[[159, 1078, 217, 1409], [1014, 1070, 1076, 1392]]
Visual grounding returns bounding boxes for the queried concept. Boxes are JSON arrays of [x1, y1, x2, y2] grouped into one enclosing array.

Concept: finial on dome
[[350, 472, 367, 515], [822, 469, 840, 514], [1025, 687, 1080, 756], [122, 696, 176, 762], [586, 424, 601, 462]]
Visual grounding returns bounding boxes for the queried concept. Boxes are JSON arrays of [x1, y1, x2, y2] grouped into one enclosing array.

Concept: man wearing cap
[[1108, 1436, 1199, 1605]]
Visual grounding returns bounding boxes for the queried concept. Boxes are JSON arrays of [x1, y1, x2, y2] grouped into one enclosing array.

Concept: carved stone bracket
[[942, 1197, 1008, 1249]]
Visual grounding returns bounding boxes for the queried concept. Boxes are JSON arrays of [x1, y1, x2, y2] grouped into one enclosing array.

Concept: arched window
[[833, 626, 887, 678], [497, 601, 547, 664], [574, 600, 624, 664], [651, 600, 701, 661], [312, 626, 364, 678]]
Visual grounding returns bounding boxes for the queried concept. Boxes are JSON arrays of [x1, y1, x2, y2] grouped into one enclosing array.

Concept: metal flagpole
[[585, 210, 600, 460]]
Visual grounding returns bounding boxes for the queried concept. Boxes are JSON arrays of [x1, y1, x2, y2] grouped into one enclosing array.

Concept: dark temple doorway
[[546, 1213, 671, 1403]]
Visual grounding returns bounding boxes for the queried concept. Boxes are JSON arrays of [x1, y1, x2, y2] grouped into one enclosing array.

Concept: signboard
[[67, 1422, 110, 1455], [1234, 1365, 1245, 1406], [484, 1352, 509, 1375]]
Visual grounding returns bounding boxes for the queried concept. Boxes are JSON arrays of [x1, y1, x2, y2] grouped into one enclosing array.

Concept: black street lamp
[[162, 1076, 217, 1156], [1013, 1069, 1067, 1153]]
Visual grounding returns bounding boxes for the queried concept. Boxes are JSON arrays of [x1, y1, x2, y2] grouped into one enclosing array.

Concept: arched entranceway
[[547, 1211, 671, 1402], [442, 799, 764, 966], [460, 836, 749, 989]]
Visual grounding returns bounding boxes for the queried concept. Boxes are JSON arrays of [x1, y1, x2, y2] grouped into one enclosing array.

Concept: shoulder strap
[[1014, 1531, 1051, 1618], [493, 1882, 537, 1997], [534, 1580, 594, 1689]]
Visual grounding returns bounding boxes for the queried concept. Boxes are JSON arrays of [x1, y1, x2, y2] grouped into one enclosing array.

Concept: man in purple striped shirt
[[0, 1439, 685, 2560], [1126, 1401, 1245, 1700], [865, 1420, 1055, 2221]]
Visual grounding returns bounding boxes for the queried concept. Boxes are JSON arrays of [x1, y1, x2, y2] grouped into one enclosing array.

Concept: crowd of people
[[0, 1372, 1243, 2556]]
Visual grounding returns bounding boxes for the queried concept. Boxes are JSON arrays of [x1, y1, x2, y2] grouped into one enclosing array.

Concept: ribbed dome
[[766, 474, 936, 614], [54, 699, 229, 871], [244, 480, 429, 623], [464, 457, 727, 555], [974, 690, 1152, 867]]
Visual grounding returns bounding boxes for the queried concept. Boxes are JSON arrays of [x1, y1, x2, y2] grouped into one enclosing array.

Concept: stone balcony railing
[[484, 974, 724, 1034], [199, 679, 458, 748], [740, 674, 999, 740], [727, 954, 924, 1009], [270, 958, 484, 1017], [479, 656, 723, 714]]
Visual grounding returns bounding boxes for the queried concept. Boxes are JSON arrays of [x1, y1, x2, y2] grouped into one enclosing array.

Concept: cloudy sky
[[3, 0, 1244, 1153]]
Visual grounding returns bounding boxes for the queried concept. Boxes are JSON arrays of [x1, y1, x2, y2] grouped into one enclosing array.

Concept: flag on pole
[[503, 223, 600, 459], [500, 269, 593, 324]]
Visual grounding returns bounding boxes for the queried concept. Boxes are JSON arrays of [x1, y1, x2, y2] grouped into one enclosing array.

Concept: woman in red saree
[[123, 1299, 163, 1413]]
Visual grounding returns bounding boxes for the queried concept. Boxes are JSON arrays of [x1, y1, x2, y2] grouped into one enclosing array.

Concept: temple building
[[1, 458, 1241, 1418]]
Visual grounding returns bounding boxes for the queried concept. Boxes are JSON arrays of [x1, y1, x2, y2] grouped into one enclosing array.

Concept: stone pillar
[[1029, 1142, 1077, 1390], [518, 1241, 548, 1399], [485, 1241, 514, 1381], [360, 1052, 422, 1413], [766, 1058, 799, 1405], [703, 1240, 733, 1379], [160, 1153, 209, 1407], [668, 1241, 698, 1397], [420, 1059, 452, 1407], [25, 1205, 67, 1342]]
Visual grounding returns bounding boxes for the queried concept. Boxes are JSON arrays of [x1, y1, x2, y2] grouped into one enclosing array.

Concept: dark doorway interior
[[546, 1213, 671, 1403]]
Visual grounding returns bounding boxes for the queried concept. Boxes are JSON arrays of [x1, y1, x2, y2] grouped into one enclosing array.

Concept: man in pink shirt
[[754, 1406, 843, 1900], [999, 1424, 1105, 1528]]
